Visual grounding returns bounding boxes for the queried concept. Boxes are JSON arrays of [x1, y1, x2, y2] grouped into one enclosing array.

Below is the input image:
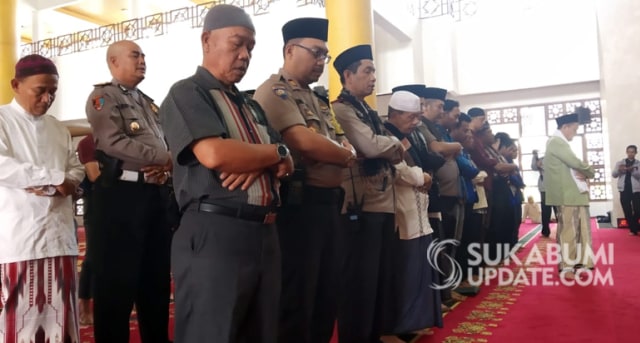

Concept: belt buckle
[[263, 212, 277, 224]]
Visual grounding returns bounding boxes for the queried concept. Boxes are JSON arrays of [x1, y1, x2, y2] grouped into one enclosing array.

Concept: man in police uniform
[[159, 5, 294, 343], [252, 17, 356, 343], [85, 40, 172, 343], [332, 44, 405, 342]]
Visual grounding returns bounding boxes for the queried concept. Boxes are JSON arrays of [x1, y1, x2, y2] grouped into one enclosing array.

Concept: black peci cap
[[282, 18, 328, 43], [333, 44, 373, 75]]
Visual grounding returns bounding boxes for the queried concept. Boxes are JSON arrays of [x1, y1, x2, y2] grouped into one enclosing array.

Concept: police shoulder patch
[[92, 96, 105, 111], [93, 82, 112, 88]]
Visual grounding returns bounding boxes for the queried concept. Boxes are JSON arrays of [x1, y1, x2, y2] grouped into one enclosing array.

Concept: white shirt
[[394, 161, 433, 240], [0, 100, 84, 264]]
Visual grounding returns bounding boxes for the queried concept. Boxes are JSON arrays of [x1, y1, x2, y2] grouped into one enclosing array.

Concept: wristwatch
[[276, 143, 290, 160]]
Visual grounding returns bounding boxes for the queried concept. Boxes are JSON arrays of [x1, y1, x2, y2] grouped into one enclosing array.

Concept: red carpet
[[415, 223, 540, 343], [77, 221, 639, 343], [484, 223, 638, 343], [413, 220, 639, 343], [76, 227, 175, 343]]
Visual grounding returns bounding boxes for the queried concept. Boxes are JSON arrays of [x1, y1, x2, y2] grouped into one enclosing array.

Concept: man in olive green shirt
[[543, 113, 595, 279]]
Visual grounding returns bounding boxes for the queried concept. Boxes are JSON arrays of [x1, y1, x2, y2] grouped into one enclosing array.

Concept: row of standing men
[[0, 3, 520, 343], [83, 4, 518, 343]]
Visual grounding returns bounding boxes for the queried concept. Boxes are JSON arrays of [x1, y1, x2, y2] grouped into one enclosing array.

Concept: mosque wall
[[50, 0, 600, 120], [42, 0, 640, 220], [48, 2, 327, 122], [595, 0, 640, 223]]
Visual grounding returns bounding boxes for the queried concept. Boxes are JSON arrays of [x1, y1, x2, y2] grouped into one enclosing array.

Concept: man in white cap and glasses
[[159, 4, 293, 343]]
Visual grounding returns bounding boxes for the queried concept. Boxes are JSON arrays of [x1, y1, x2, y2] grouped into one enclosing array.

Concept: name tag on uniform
[[119, 170, 140, 182]]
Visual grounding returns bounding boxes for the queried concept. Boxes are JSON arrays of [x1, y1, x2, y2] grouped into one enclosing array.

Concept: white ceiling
[[18, 0, 198, 42]]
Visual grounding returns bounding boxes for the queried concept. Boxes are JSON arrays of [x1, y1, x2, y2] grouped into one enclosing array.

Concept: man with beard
[[332, 44, 405, 342], [253, 17, 356, 343], [85, 39, 172, 343], [159, 5, 293, 342]]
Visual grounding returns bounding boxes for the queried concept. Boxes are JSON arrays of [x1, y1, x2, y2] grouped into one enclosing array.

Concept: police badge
[[130, 121, 141, 132], [272, 85, 288, 100]]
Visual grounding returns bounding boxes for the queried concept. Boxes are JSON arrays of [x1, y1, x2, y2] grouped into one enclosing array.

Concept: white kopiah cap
[[389, 90, 421, 113]]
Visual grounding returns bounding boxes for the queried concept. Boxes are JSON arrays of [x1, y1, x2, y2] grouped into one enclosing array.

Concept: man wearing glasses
[[253, 17, 357, 343]]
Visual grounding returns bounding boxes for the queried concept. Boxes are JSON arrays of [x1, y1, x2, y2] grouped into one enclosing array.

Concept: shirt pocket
[[117, 104, 146, 136], [319, 106, 337, 140], [296, 101, 323, 134]]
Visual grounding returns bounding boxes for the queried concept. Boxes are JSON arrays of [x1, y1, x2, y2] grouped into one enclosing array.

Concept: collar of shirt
[[552, 129, 570, 144], [10, 99, 44, 121], [194, 66, 240, 93], [110, 78, 138, 94], [278, 68, 307, 91]]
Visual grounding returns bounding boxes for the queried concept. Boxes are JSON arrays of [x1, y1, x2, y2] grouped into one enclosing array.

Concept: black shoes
[[541, 228, 551, 238]]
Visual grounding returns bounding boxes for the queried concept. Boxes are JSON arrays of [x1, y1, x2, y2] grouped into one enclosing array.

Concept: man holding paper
[[543, 112, 595, 280]]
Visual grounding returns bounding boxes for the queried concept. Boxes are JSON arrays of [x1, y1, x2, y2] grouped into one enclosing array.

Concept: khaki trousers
[[556, 206, 594, 270]]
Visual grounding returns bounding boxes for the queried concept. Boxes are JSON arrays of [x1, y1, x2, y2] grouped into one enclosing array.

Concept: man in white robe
[[0, 54, 84, 343]]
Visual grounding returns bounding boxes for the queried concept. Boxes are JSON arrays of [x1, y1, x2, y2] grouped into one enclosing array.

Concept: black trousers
[[338, 212, 395, 343], [429, 217, 451, 301], [440, 196, 465, 259], [90, 180, 171, 343], [487, 181, 516, 263], [458, 204, 484, 278], [620, 190, 640, 234], [512, 194, 522, 246], [172, 211, 280, 343], [277, 186, 344, 343], [78, 248, 92, 299], [540, 192, 557, 236]]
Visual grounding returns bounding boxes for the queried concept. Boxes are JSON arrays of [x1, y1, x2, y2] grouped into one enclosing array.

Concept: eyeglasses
[[292, 43, 331, 64]]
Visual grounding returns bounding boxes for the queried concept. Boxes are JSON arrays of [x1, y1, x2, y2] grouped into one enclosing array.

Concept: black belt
[[194, 202, 277, 224]]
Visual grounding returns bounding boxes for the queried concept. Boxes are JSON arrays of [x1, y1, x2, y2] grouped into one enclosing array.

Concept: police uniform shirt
[[85, 79, 170, 171], [159, 66, 279, 209], [253, 69, 343, 188]]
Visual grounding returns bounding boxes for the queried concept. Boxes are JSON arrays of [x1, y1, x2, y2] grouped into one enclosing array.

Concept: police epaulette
[[137, 89, 155, 103], [93, 82, 112, 87], [313, 91, 330, 106]]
